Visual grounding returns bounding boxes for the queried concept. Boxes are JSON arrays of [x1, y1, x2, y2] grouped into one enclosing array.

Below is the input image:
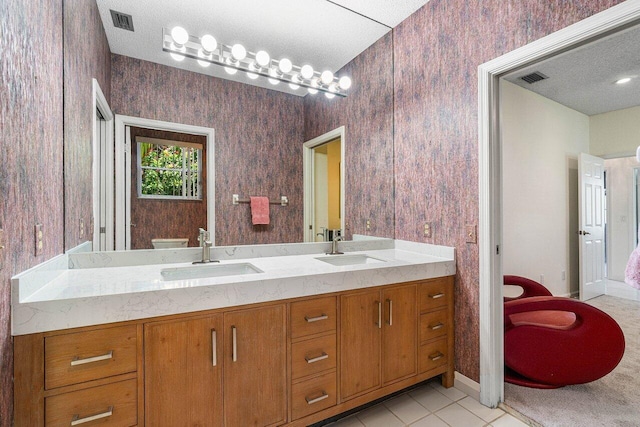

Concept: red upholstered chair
[[503, 276, 625, 389]]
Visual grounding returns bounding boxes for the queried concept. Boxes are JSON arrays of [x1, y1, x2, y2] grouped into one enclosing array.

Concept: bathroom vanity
[[12, 238, 455, 426]]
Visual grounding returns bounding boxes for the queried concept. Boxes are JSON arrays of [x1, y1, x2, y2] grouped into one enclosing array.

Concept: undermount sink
[[315, 254, 387, 266], [161, 262, 263, 281]]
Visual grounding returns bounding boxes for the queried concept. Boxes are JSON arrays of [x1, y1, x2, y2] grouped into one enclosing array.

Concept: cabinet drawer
[[292, 334, 336, 380], [419, 337, 448, 373], [420, 309, 449, 343], [419, 278, 450, 312], [45, 379, 137, 427], [45, 325, 137, 389], [291, 372, 337, 420], [291, 297, 337, 338]]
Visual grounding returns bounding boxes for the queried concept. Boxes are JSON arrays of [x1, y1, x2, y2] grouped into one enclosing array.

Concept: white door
[[578, 153, 606, 300]]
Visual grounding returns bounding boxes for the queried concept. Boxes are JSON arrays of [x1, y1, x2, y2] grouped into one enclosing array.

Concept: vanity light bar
[[162, 27, 351, 98]]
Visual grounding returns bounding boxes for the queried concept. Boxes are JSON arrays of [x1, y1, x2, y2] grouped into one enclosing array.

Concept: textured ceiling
[[504, 23, 640, 116], [96, 0, 430, 97]]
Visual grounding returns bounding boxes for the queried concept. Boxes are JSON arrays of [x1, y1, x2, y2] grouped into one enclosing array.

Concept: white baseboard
[[454, 371, 480, 401]]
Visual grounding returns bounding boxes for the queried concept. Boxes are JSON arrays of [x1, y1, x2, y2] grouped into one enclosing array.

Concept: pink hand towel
[[250, 196, 270, 225]]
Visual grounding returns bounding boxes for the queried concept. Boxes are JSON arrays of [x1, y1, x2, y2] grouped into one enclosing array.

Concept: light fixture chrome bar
[[162, 28, 349, 98]]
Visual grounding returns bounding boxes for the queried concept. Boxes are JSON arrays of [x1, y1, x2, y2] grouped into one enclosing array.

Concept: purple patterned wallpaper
[[306, 0, 623, 382], [110, 55, 305, 246], [0, 1, 64, 425], [63, 0, 111, 250], [304, 34, 395, 240]]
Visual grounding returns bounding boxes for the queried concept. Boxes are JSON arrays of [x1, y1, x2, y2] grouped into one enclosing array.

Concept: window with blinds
[[136, 136, 203, 200]]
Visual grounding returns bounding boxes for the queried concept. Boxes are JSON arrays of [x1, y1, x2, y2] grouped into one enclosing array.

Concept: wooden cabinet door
[[144, 314, 223, 426], [340, 291, 381, 400], [224, 305, 286, 427], [382, 284, 417, 384]]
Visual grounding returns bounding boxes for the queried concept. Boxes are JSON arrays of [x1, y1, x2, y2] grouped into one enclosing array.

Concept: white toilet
[[151, 238, 189, 249]]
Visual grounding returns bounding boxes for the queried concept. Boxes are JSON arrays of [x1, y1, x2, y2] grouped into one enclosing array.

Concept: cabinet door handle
[[386, 299, 393, 326], [71, 406, 113, 425], [305, 314, 328, 323], [232, 326, 237, 362], [70, 351, 113, 366], [430, 322, 444, 330], [211, 329, 217, 367], [305, 392, 329, 405], [305, 352, 329, 364], [377, 301, 382, 329], [429, 292, 445, 299], [429, 351, 444, 361]]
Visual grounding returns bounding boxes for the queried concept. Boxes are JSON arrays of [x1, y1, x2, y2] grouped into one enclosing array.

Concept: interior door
[[578, 153, 606, 300]]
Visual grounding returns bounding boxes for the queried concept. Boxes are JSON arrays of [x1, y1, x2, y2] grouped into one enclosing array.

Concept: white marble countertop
[[12, 238, 455, 335]]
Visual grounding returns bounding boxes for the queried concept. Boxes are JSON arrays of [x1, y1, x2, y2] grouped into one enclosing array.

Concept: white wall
[[604, 156, 638, 281], [590, 106, 640, 157], [501, 81, 590, 296]]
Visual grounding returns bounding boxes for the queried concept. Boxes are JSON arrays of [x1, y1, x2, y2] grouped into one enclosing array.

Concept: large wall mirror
[[63, 0, 395, 252]]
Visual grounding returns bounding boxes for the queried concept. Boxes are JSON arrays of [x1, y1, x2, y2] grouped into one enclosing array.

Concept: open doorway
[[478, 0, 640, 409], [114, 115, 215, 250], [303, 126, 346, 243]]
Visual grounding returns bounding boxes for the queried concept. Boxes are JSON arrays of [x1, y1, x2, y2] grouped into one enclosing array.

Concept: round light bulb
[[328, 83, 338, 93], [197, 50, 211, 67], [170, 46, 186, 62], [325, 92, 336, 99], [224, 67, 238, 75], [339, 76, 352, 90], [247, 72, 259, 80], [171, 26, 189, 46], [268, 78, 280, 85], [231, 44, 247, 61], [307, 88, 318, 95], [278, 58, 293, 74], [289, 83, 300, 90], [321, 70, 334, 85], [200, 34, 217, 54], [300, 64, 314, 80], [255, 50, 271, 67]]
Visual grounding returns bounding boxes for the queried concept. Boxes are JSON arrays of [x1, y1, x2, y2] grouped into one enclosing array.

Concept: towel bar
[[232, 194, 289, 206]]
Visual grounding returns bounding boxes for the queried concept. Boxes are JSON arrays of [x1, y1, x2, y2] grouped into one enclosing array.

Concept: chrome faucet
[[193, 228, 219, 264], [326, 234, 344, 255]]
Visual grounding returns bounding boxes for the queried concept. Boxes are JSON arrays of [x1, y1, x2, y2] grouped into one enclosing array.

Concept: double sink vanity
[[12, 237, 456, 426]]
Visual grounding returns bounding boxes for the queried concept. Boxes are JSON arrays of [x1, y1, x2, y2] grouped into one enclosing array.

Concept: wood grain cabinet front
[[45, 325, 137, 390], [45, 379, 137, 427]]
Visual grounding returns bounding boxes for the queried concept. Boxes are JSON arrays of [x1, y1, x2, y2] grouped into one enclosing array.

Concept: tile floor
[[324, 381, 529, 427]]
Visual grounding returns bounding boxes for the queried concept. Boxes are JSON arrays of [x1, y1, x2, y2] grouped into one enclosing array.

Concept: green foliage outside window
[[139, 143, 200, 198]]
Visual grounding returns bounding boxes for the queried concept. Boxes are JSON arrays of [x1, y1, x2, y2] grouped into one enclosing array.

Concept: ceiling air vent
[[110, 10, 134, 32], [520, 72, 548, 84]]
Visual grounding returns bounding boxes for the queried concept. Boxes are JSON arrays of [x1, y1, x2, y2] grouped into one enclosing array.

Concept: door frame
[[478, 0, 640, 407], [92, 79, 114, 251], [303, 126, 346, 243], [114, 115, 215, 250]]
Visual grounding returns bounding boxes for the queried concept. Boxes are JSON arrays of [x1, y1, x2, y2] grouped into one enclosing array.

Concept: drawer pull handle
[[305, 352, 329, 364], [306, 392, 329, 405], [377, 301, 382, 329], [71, 406, 113, 425], [429, 292, 445, 299], [305, 314, 328, 323], [211, 329, 217, 367], [232, 326, 237, 362], [430, 322, 445, 330], [429, 351, 444, 361], [70, 351, 113, 366], [386, 299, 393, 326]]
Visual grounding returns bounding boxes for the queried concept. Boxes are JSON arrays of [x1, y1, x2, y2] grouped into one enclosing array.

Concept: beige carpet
[[504, 295, 640, 427]]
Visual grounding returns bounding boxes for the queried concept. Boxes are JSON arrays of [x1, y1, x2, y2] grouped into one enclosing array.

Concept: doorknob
[[577, 230, 591, 235]]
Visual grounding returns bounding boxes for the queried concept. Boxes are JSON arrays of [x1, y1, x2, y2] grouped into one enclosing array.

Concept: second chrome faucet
[[193, 228, 219, 264]]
